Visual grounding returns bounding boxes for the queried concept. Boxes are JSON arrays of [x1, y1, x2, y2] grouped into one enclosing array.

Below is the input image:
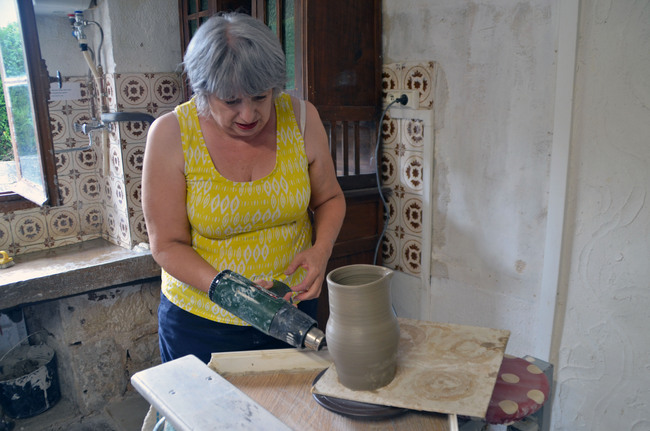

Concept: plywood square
[[312, 318, 510, 418]]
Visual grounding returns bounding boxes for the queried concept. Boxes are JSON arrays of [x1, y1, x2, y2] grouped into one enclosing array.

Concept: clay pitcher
[[325, 264, 400, 391]]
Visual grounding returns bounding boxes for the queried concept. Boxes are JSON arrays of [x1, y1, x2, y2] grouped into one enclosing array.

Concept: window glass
[[0, 0, 56, 206]]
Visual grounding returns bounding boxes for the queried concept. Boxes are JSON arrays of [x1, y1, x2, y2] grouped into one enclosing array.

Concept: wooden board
[[313, 318, 510, 418], [209, 349, 448, 430]]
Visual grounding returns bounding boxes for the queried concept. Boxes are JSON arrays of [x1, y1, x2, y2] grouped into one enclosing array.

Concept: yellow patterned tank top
[[161, 93, 312, 325]]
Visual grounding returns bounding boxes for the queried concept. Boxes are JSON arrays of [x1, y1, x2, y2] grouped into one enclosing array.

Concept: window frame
[[0, 0, 60, 211]]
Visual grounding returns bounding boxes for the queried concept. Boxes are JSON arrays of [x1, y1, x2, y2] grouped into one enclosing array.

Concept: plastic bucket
[[0, 344, 61, 419]]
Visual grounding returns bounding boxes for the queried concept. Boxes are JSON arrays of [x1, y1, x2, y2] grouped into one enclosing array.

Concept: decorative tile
[[49, 112, 68, 143], [74, 147, 99, 172], [124, 144, 146, 178], [110, 144, 124, 178], [80, 204, 103, 235], [105, 209, 118, 241], [113, 179, 127, 209], [115, 74, 150, 108], [117, 212, 131, 244], [402, 62, 434, 109], [47, 208, 79, 239], [77, 173, 102, 203], [381, 230, 398, 267], [104, 177, 113, 207], [130, 211, 148, 245], [381, 112, 399, 147], [103, 74, 118, 111], [386, 191, 400, 230], [401, 151, 424, 194], [400, 235, 422, 276], [401, 195, 424, 235], [55, 151, 72, 174], [380, 151, 398, 187], [0, 217, 11, 249], [151, 73, 183, 107], [404, 119, 425, 150], [56, 176, 77, 206], [12, 214, 47, 244], [119, 121, 150, 143], [382, 65, 400, 104], [5, 72, 185, 257], [126, 179, 143, 210]]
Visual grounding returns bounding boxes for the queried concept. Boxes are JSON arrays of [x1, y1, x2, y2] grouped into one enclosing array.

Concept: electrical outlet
[[385, 90, 419, 109]]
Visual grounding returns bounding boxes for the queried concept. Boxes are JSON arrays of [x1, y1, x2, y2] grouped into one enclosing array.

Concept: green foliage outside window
[[1, 21, 29, 162]]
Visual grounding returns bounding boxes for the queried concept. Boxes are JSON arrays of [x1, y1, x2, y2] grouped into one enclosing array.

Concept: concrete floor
[[5, 393, 150, 431]]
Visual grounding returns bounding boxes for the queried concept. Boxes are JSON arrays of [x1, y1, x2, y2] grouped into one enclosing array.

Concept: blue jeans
[[157, 292, 318, 363]]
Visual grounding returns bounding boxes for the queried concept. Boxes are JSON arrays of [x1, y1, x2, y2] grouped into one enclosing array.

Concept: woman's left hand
[[284, 244, 330, 302]]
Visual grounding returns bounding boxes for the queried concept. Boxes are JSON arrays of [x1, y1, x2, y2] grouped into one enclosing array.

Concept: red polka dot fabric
[[485, 355, 550, 424]]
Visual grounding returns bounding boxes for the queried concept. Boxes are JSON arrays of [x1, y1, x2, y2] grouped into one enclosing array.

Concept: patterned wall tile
[[119, 121, 151, 143], [0, 217, 11, 249], [74, 147, 99, 172], [47, 208, 80, 240], [56, 176, 77, 207], [381, 151, 399, 187], [401, 62, 434, 109], [11, 213, 47, 250], [381, 230, 398, 267], [386, 191, 400, 231], [380, 61, 435, 276], [402, 194, 424, 235], [77, 173, 102, 203], [2, 72, 183, 255], [79, 204, 103, 236], [401, 150, 425, 194], [103, 74, 118, 112], [381, 112, 399, 148], [115, 74, 150, 109], [130, 211, 148, 247], [400, 235, 422, 275], [124, 144, 146, 179], [381, 65, 400, 104], [55, 151, 73, 175], [151, 73, 183, 108], [404, 118, 425, 151], [127, 179, 143, 210]]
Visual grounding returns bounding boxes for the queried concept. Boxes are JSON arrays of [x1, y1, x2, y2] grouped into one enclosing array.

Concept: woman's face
[[207, 90, 274, 138]]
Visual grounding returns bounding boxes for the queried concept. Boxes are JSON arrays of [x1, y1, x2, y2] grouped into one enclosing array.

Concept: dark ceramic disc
[[311, 369, 409, 419]]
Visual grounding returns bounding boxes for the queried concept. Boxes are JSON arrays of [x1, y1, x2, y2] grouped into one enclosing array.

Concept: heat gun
[[208, 270, 325, 350]]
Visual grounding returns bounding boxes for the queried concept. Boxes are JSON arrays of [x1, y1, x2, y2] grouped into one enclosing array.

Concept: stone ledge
[[0, 239, 161, 311]]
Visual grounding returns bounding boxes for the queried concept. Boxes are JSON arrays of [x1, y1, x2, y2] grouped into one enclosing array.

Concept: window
[[0, 0, 59, 211]]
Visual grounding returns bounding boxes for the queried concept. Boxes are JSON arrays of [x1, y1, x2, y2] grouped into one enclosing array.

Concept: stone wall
[[23, 279, 161, 415]]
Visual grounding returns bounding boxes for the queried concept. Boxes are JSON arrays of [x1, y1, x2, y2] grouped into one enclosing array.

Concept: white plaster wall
[[383, 0, 556, 356], [93, 0, 182, 73], [384, 0, 650, 429], [553, 1, 650, 429], [36, 14, 89, 77], [35, 0, 181, 78]]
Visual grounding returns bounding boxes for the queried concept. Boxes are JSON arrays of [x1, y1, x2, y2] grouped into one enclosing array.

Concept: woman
[[142, 12, 345, 363]]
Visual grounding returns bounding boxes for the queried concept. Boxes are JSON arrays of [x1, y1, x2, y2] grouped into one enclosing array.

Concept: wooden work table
[[132, 318, 508, 430], [222, 367, 449, 430]]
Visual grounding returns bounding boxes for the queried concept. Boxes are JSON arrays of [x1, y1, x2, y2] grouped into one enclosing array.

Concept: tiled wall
[[380, 61, 435, 277], [1, 63, 433, 265], [0, 72, 183, 255]]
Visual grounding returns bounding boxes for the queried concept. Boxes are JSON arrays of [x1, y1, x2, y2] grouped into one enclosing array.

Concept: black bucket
[[0, 344, 61, 419]]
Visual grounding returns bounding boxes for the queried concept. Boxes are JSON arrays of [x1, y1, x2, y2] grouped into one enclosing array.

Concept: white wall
[[553, 1, 650, 428], [384, 0, 556, 357], [384, 0, 650, 429], [36, 0, 181, 76]]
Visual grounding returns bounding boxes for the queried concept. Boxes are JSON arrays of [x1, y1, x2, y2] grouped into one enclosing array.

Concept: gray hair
[[183, 12, 287, 116]]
